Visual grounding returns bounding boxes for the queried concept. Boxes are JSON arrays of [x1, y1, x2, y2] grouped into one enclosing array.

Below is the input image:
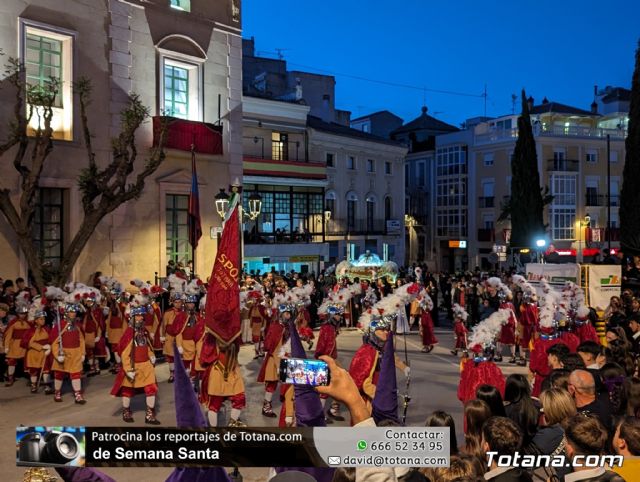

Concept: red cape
[[20, 326, 50, 350], [348, 343, 378, 392], [458, 358, 505, 403], [420, 312, 438, 345], [576, 323, 600, 344], [257, 322, 285, 383], [560, 332, 580, 352], [165, 311, 188, 337], [314, 324, 338, 359]]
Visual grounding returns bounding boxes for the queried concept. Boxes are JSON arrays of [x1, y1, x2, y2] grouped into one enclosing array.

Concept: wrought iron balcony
[[152, 116, 223, 154], [478, 196, 495, 208], [546, 159, 579, 172]]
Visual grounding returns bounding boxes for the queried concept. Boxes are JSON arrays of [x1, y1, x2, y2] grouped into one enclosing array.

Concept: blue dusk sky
[[243, 0, 639, 127]]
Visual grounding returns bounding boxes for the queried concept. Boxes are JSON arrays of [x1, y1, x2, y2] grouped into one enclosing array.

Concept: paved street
[[2, 323, 526, 481]]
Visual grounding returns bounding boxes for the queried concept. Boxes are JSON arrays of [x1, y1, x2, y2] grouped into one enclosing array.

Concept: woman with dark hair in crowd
[[561, 352, 586, 372], [425, 410, 459, 456], [503, 374, 539, 448], [541, 368, 572, 392], [605, 296, 627, 329], [607, 339, 636, 376], [601, 363, 629, 416], [461, 399, 491, 460], [626, 377, 640, 418], [475, 384, 506, 417]]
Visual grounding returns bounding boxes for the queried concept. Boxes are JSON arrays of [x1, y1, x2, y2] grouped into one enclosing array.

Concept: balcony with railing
[[546, 159, 579, 172], [244, 230, 324, 244], [537, 124, 627, 139], [585, 194, 620, 207], [477, 228, 495, 242], [325, 218, 387, 236], [478, 196, 495, 208], [153, 116, 223, 154], [242, 136, 327, 180], [474, 124, 627, 145]]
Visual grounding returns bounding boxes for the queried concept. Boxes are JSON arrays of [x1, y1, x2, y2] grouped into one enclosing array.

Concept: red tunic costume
[[457, 357, 505, 403], [110, 327, 158, 397], [498, 302, 517, 345], [106, 302, 126, 351], [574, 320, 600, 344], [454, 320, 468, 349], [518, 303, 538, 349], [420, 311, 438, 346], [349, 344, 380, 412], [21, 325, 52, 376], [529, 334, 564, 397], [559, 331, 580, 353], [315, 323, 339, 360], [199, 335, 246, 413], [170, 311, 206, 374], [249, 304, 269, 344], [50, 320, 85, 377], [296, 308, 314, 341], [82, 307, 105, 358], [257, 321, 287, 384], [4, 318, 31, 363]]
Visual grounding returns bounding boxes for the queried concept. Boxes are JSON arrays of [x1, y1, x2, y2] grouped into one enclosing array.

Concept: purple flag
[[166, 342, 231, 482], [372, 332, 400, 424], [274, 321, 335, 482]]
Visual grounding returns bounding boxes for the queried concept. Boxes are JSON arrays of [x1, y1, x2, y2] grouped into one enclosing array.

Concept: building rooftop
[[307, 115, 405, 147], [529, 100, 597, 117], [600, 87, 631, 103], [351, 110, 403, 122], [391, 106, 459, 136]]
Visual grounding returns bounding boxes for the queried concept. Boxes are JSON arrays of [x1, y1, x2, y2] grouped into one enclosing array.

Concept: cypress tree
[[510, 90, 545, 248], [621, 41, 640, 256]]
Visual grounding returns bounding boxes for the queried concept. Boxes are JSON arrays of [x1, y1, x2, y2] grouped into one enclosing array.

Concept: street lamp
[[214, 189, 230, 219], [215, 187, 262, 220], [247, 192, 262, 221]]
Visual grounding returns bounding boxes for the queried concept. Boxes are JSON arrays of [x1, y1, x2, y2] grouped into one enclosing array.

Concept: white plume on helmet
[[468, 309, 511, 349], [28, 295, 47, 321], [452, 303, 469, 322], [318, 284, 362, 316], [44, 286, 66, 301], [164, 274, 186, 297], [358, 282, 421, 333]]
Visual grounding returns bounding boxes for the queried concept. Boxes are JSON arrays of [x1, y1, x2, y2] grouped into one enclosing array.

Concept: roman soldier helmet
[[28, 296, 47, 321], [359, 281, 422, 334], [15, 292, 30, 314], [63, 289, 85, 314], [130, 305, 147, 316], [184, 279, 203, 304], [165, 274, 186, 302]]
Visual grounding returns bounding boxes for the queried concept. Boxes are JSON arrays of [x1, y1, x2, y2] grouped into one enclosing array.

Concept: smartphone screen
[[279, 358, 330, 386]]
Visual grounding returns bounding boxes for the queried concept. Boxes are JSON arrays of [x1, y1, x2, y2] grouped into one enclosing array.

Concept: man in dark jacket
[[482, 417, 532, 481]]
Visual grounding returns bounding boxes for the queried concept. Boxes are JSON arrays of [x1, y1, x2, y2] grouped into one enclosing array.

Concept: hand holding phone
[[279, 358, 331, 386]]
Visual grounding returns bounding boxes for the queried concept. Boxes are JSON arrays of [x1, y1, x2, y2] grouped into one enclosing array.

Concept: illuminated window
[[272, 132, 289, 161], [160, 56, 202, 121], [21, 21, 75, 140], [164, 64, 189, 119], [170, 0, 191, 12], [26, 34, 62, 107]]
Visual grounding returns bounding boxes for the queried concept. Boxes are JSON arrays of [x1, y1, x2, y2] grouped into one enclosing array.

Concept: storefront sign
[[386, 220, 402, 232], [448, 240, 467, 248], [289, 256, 319, 263]]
